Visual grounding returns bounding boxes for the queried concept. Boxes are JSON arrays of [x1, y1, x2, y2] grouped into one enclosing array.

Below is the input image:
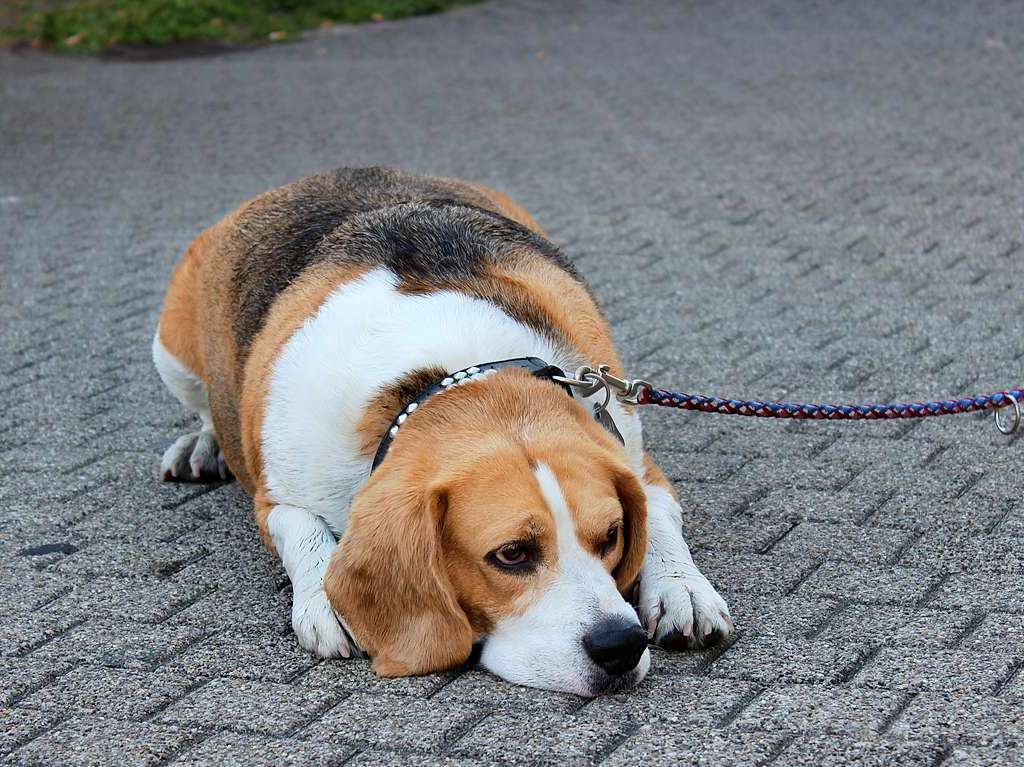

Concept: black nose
[[583, 620, 648, 676]]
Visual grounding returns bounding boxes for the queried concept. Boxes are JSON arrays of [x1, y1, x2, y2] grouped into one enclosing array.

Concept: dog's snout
[[583, 620, 648, 676]]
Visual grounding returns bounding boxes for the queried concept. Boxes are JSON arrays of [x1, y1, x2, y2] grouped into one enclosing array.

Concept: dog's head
[[325, 371, 649, 695]]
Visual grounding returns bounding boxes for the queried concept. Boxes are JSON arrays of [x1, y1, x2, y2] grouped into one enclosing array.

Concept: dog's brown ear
[[611, 465, 648, 594], [324, 475, 473, 677]]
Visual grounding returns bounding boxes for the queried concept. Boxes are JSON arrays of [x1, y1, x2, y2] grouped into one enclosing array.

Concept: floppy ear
[[324, 476, 474, 677], [611, 466, 648, 593]]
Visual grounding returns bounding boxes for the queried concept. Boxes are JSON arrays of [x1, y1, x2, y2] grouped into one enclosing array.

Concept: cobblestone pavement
[[2, 0, 1023, 764]]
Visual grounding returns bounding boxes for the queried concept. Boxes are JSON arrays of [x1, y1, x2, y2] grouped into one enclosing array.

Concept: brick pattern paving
[[2, 0, 1023, 764]]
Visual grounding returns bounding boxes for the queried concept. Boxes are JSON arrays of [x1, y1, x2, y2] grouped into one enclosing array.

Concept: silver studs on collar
[[386, 365, 497, 444]]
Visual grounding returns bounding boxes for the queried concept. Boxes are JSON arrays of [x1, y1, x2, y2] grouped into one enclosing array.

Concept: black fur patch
[[229, 167, 585, 365]]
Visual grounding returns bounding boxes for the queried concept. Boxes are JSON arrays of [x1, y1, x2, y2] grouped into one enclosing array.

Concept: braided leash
[[555, 365, 1024, 435], [638, 385, 1024, 433]]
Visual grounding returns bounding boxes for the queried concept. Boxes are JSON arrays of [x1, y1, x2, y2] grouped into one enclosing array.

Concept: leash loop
[[994, 392, 1021, 435]]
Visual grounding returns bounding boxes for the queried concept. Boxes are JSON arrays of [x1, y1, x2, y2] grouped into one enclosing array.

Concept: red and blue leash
[[638, 384, 1024, 434], [557, 365, 1024, 435]]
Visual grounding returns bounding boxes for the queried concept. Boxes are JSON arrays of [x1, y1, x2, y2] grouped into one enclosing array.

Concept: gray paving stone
[[298, 659, 456, 699], [0, 574, 70, 614], [156, 678, 340, 736], [708, 636, 869, 685], [303, 693, 484, 752], [54, 538, 209, 579], [429, 668, 582, 712], [771, 522, 913, 564], [744, 488, 887, 526], [729, 457, 863, 492], [582, 676, 755, 726], [67, 500, 205, 544], [796, 562, 943, 605], [773, 734, 944, 767], [0, 709, 59, 757], [853, 648, 1017, 694], [674, 481, 764, 517], [0, 613, 80, 658], [928, 573, 1024, 613], [870, 493, 1008, 533], [40, 577, 210, 623], [644, 644, 725, 677], [166, 587, 291, 633], [732, 685, 908, 736], [345, 751, 488, 767], [890, 693, 1024, 744], [604, 726, 787, 767], [16, 666, 194, 720], [162, 629, 316, 684], [901, 529, 1024, 574], [169, 732, 357, 767], [724, 593, 839, 640], [815, 439, 937, 470], [960, 613, 1024, 651], [947, 745, 1024, 766], [815, 605, 974, 648], [655, 451, 746, 484], [682, 513, 791, 554], [6, 716, 198, 767], [0, 658, 70, 707], [843, 464, 982, 503], [29, 621, 208, 671], [699, 551, 820, 597], [999, 670, 1024, 699], [451, 709, 636, 765]]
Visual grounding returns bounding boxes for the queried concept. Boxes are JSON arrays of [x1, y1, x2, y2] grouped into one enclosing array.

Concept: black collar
[[371, 357, 589, 471]]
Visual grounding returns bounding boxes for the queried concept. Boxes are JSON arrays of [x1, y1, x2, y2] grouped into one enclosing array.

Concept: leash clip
[[553, 364, 652, 412], [994, 392, 1021, 435]]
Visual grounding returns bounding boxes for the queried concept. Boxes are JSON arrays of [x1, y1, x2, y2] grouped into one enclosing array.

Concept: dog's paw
[[160, 430, 231, 483], [637, 571, 734, 651], [293, 588, 358, 660]]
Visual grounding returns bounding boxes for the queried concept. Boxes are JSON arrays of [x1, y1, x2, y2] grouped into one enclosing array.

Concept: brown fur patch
[[355, 366, 446, 458], [157, 211, 243, 381]]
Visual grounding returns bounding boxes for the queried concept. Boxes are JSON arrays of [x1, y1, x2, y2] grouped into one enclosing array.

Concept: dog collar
[[371, 357, 620, 471]]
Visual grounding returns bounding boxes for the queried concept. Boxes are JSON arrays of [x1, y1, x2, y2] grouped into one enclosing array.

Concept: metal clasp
[[553, 364, 652, 413], [994, 392, 1021, 435]]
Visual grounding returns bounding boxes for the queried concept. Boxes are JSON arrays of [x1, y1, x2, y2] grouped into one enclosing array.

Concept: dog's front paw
[[293, 588, 358, 659], [160, 430, 230, 482], [637, 571, 734, 651]]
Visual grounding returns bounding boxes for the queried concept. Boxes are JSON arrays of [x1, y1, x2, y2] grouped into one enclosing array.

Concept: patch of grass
[[1, 0, 476, 53]]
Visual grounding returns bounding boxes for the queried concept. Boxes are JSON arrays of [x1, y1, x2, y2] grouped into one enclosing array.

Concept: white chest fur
[[261, 267, 643, 535]]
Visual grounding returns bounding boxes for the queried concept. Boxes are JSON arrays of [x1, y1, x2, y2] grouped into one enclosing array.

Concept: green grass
[[1, 0, 476, 53]]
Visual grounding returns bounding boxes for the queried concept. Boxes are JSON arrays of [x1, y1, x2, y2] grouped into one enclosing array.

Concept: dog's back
[[155, 166, 620, 493]]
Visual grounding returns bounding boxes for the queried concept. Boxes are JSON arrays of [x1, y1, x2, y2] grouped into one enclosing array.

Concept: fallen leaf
[[64, 32, 84, 46]]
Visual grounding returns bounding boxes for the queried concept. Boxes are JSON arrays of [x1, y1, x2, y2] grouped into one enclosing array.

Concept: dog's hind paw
[[293, 588, 360, 660], [637, 572, 734, 651], [160, 429, 231, 483]]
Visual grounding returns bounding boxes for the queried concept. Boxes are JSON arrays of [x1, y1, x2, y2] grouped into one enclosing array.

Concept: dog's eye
[[599, 524, 620, 557], [488, 542, 537, 571]]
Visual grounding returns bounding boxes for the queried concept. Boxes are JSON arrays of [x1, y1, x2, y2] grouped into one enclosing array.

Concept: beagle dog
[[153, 167, 732, 696]]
